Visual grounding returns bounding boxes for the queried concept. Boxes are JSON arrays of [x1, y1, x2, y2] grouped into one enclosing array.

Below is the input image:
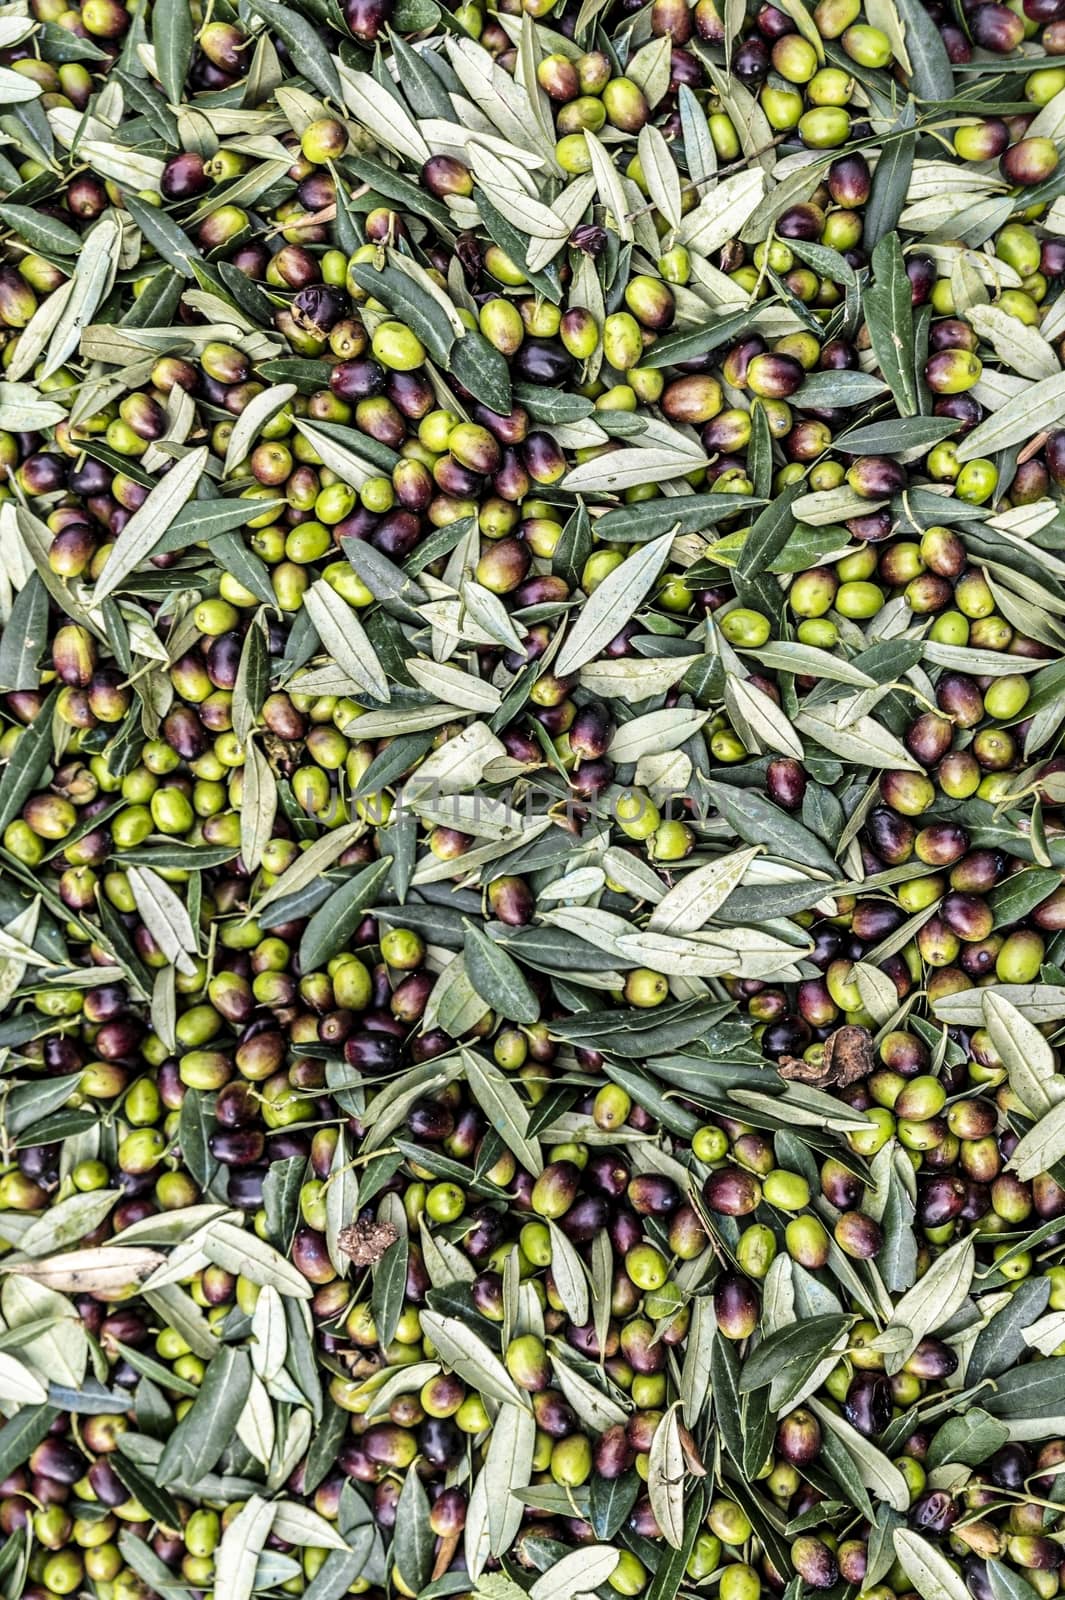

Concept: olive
[[777, 1408, 822, 1465], [792, 1536, 839, 1589], [713, 1271, 760, 1339], [704, 1165, 761, 1215], [345, 0, 390, 39], [1003, 136, 1060, 184], [844, 1370, 893, 1435], [602, 77, 650, 130], [161, 151, 210, 200]]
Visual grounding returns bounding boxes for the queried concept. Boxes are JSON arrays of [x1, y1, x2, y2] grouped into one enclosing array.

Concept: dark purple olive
[[29, 1441, 84, 1485], [732, 35, 769, 82], [766, 757, 806, 809], [988, 1443, 1031, 1489], [406, 1099, 455, 1142], [344, 1033, 401, 1072], [162, 151, 210, 200], [418, 1417, 463, 1469], [512, 340, 573, 385], [208, 1129, 265, 1166], [843, 1371, 892, 1436], [912, 1491, 959, 1534], [293, 286, 349, 335], [919, 1174, 967, 1227], [559, 1194, 609, 1242]]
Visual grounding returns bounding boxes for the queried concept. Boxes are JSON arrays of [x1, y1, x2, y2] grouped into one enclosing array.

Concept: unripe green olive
[[835, 581, 884, 619], [763, 1168, 811, 1210], [798, 106, 851, 147], [736, 1221, 777, 1278], [602, 77, 649, 131], [956, 459, 998, 505], [551, 1432, 592, 1485], [841, 21, 892, 64], [790, 567, 838, 617], [720, 607, 771, 646], [602, 311, 644, 372], [371, 321, 426, 371], [761, 82, 804, 129], [997, 222, 1042, 277], [784, 1213, 830, 1267]]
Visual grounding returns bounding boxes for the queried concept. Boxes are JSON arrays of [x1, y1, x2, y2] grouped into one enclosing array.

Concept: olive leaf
[[485, 1403, 536, 1556], [647, 1402, 687, 1550], [981, 991, 1064, 1116], [298, 856, 394, 971], [809, 1399, 911, 1513], [555, 533, 675, 677], [529, 1547, 620, 1600], [462, 1048, 543, 1174], [127, 867, 198, 976], [93, 446, 208, 602], [958, 369, 1065, 462], [865, 232, 919, 415], [214, 1496, 277, 1600], [894, 1530, 971, 1600], [419, 1310, 529, 1410], [151, 0, 193, 103], [223, 383, 297, 476], [303, 580, 390, 702], [155, 1347, 253, 1486], [546, 1221, 589, 1326], [883, 1236, 975, 1373], [240, 739, 277, 876]]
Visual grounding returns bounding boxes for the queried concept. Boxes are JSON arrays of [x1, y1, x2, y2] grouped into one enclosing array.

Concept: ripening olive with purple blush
[[595, 1424, 636, 1479], [776, 1408, 822, 1466], [834, 1210, 883, 1258], [1003, 135, 1060, 184], [474, 537, 531, 595], [721, 335, 767, 388], [925, 348, 983, 394], [713, 1271, 760, 1339], [746, 352, 805, 398], [826, 149, 871, 206], [914, 824, 969, 867], [628, 1173, 680, 1216], [906, 712, 954, 767], [847, 455, 908, 498], [936, 671, 985, 726], [703, 1165, 761, 1215], [530, 1160, 581, 1219], [661, 374, 724, 423]]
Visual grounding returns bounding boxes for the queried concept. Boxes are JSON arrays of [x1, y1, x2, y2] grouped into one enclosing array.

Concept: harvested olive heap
[[10, 0, 1065, 1598]]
